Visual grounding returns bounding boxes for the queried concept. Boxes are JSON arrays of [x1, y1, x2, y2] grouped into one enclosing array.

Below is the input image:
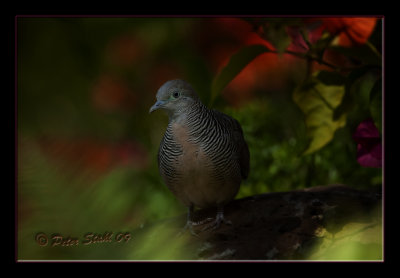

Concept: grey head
[[149, 79, 200, 118]]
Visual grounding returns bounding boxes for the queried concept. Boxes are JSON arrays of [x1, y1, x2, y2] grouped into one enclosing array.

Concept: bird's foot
[[201, 211, 232, 231], [177, 217, 214, 237], [177, 205, 230, 235], [192, 217, 214, 226], [177, 220, 199, 237]]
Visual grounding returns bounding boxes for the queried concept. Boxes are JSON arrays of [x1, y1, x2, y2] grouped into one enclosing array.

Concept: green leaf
[[333, 65, 377, 121], [369, 78, 382, 134], [210, 44, 271, 106], [293, 74, 346, 155], [262, 22, 291, 54], [329, 43, 382, 67], [316, 70, 347, 86], [333, 90, 355, 122], [312, 32, 336, 60]]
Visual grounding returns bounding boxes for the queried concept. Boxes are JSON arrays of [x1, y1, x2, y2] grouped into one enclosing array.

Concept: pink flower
[[353, 119, 382, 168]]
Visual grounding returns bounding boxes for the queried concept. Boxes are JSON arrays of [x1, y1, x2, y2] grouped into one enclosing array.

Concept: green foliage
[[215, 19, 382, 156], [224, 95, 381, 198], [307, 221, 382, 260], [261, 21, 292, 53], [369, 78, 383, 133], [333, 65, 380, 122], [293, 73, 346, 155], [329, 43, 382, 67]]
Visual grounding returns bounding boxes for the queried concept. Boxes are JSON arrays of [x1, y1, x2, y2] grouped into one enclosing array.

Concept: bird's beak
[[149, 100, 166, 113]]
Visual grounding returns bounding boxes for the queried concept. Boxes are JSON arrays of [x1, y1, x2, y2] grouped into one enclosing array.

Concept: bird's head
[[149, 79, 200, 118]]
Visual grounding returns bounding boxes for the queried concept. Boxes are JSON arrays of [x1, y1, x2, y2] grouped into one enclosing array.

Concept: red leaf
[[322, 17, 378, 46]]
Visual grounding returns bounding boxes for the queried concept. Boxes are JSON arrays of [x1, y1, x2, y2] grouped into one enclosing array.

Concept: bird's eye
[[172, 91, 181, 99]]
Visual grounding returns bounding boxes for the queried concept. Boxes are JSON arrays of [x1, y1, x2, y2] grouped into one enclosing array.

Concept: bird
[[149, 79, 250, 235]]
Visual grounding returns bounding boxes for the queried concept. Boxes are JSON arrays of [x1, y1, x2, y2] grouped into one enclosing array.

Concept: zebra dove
[[149, 79, 250, 235]]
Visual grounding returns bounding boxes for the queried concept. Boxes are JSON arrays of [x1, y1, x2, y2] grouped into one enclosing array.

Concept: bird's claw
[[177, 221, 199, 237], [192, 217, 214, 226], [201, 214, 232, 231]]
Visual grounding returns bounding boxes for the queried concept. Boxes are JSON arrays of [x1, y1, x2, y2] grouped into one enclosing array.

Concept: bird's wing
[[215, 111, 250, 180], [232, 118, 250, 180]]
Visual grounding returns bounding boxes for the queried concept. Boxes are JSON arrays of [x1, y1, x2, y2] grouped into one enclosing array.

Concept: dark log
[[129, 184, 382, 261]]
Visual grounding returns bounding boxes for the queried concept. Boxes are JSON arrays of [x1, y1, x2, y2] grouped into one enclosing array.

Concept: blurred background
[[17, 16, 382, 260]]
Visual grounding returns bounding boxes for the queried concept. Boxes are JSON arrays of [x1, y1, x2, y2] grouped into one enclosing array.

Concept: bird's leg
[[178, 204, 199, 236], [201, 205, 232, 231]]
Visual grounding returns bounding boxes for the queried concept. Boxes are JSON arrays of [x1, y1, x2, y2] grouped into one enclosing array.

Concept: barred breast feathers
[[159, 101, 249, 185], [185, 103, 249, 180], [158, 123, 183, 187]]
